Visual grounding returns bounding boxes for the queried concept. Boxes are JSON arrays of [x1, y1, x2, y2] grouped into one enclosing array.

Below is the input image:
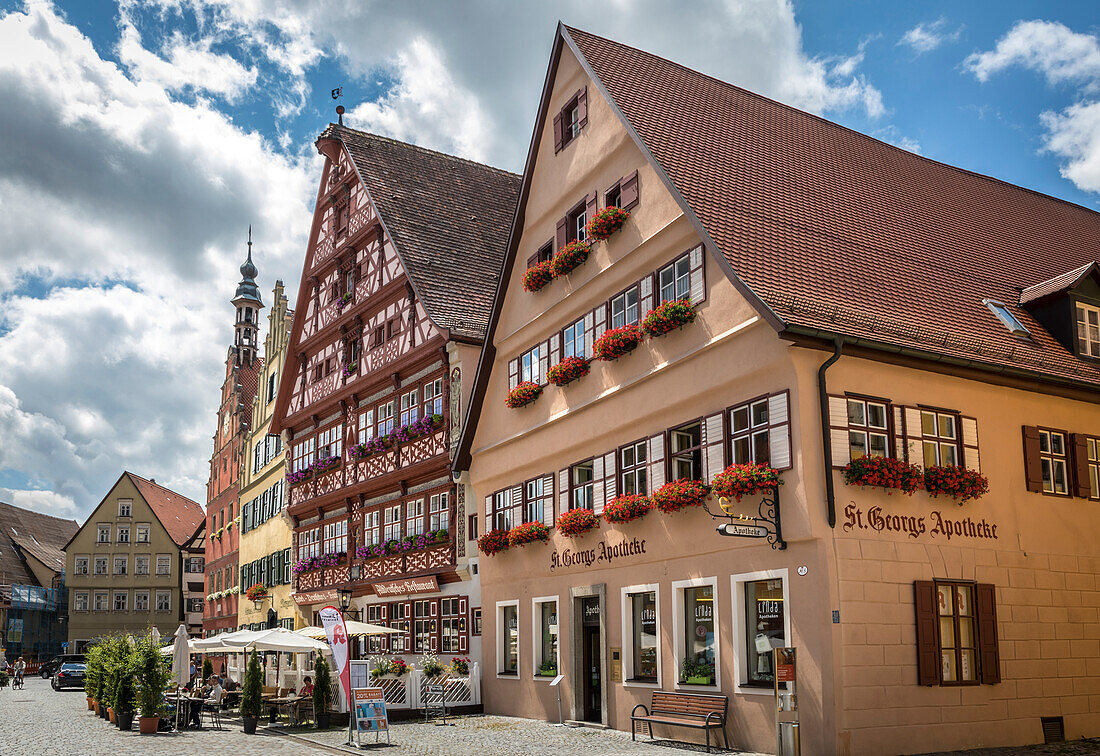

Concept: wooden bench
[[631, 690, 728, 752]]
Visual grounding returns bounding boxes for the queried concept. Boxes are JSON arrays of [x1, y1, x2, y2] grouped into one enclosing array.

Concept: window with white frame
[[669, 422, 703, 479], [658, 253, 691, 304], [440, 597, 464, 653], [74, 592, 88, 612], [156, 591, 171, 612], [117, 525, 130, 543], [113, 556, 127, 575], [520, 344, 541, 385], [730, 399, 771, 465], [383, 505, 402, 542], [523, 478, 550, 524], [323, 519, 348, 554], [400, 388, 419, 426], [134, 591, 149, 612], [1039, 429, 1070, 495], [93, 592, 108, 612], [117, 499, 132, 518], [731, 570, 789, 691], [920, 410, 960, 468], [299, 526, 320, 559], [423, 378, 443, 417], [97, 524, 111, 543], [405, 499, 425, 537], [390, 603, 408, 653], [363, 510, 381, 546], [622, 586, 659, 684], [847, 397, 890, 460], [619, 440, 648, 495], [94, 557, 108, 576], [498, 601, 520, 676], [366, 604, 386, 653], [156, 555, 171, 576], [610, 285, 640, 329], [188, 556, 204, 573], [74, 556, 89, 575], [316, 424, 343, 460], [674, 578, 718, 688], [377, 400, 396, 436], [113, 591, 128, 612], [358, 408, 375, 443], [136, 524, 150, 543], [571, 460, 594, 510], [429, 492, 449, 532], [562, 317, 586, 360], [532, 597, 559, 678], [491, 488, 518, 531], [135, 556, 150, 575], [413, 599, 435, 652], [1077, 302, 1100, 357], [292, 437, 315, 473]]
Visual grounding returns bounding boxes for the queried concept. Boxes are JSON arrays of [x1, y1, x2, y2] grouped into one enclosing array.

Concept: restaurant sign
[[549, 536, 647, 572], [842, 504, 1000, 542], [372, 576, 439, 597], [292, 588, 339, 606]]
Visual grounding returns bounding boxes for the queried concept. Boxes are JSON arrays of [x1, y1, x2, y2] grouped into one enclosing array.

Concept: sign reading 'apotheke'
[[549, 537, 647, 572], [842, 504, 1000, 542]]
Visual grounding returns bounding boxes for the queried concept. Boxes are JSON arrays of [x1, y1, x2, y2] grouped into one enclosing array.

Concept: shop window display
[[630, 591, 657, 682], [682, 585, 715, 684], [744, 579, 785, 686]]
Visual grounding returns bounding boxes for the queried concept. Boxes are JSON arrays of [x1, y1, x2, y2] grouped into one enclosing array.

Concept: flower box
[[508, 521, 550, 547], [711, 462, 783, 501], [641, 299, 696, 337], [546, 356, 590, 386], [292, 551, 345, 575], [287, 468, 312, 485], [585, 206, 630, 241], [356, 543, 385, 560], [843, 456, 923, 495], [477, 528, 511, 556], [593, 324, 643, 361], [549, 240, 591, 277], [652, 479, 709, 513], [522, 260, 554, 292], [506, 381, 543, 409], [685, 675, 713, 686], [342, 362, 358, 378], [538, 669, 558, 677], [602, 494, 652, 523], [556, 508, 600, 538], [312, 455, 341, 475], [245, 583, 269, 602], [335, 292, 353, 312], [924, 465, 989, 504]]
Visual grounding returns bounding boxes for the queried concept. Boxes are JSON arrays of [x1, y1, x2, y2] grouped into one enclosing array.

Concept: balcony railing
[[294, 542, 453, 593]]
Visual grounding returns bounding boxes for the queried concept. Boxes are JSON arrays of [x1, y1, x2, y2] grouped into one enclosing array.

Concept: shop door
[[581, 597, 602, 723]]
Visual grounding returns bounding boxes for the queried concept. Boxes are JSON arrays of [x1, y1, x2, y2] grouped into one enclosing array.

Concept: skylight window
[[983, 299, 1031, 338]]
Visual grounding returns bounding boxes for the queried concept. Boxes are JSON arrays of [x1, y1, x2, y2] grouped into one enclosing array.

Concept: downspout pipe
[[819, 336, 844, 527]]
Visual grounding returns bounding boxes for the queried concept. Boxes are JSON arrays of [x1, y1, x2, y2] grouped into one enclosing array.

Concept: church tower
[[232, 227, 264, 367]]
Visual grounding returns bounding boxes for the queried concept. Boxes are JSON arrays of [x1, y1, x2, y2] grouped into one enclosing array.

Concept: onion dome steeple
[[231, 226, 264, 367]]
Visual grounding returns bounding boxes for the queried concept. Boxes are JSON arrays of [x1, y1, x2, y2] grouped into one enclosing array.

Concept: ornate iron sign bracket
[[701, 485, 786, 550]]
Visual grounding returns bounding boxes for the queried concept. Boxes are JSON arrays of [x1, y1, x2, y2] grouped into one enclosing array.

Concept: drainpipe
[[819, 336, 844, 527]]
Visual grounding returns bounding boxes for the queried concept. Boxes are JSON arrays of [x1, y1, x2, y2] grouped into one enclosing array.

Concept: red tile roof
[[127, 472, 205, 547], [0, 501, 78, 590], [1020, 262, 1099, 305], [564, 25, 1100, 387]]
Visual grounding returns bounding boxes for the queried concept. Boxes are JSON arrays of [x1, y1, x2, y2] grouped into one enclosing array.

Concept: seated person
[[205, 675, 225, 707], [299, 676, 314, 698]]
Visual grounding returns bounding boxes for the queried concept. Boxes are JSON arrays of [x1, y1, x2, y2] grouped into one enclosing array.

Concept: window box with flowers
[[292, 552, 345, 576], [924, 465, 989, 504], [508, 521, 550, 547], [842, 456, 923, 495], [586, 206, 630, 241], [711, 462, 783, 501], [312, 455, 341, 475], [245, 584, 269, 602], [356, 543, 385, 560], [287, 469, 312, 485], [506, 381, 542, 409], [593, 324, 643, 361], [652, 479, 710, 513], [477, 528, 511, 556], [549, 240, 591, 277], [335, 292, 353, 312], [350, 436, 392, 461], [641, 299, 696, 337], [342, 362, 358, 378], [556, 508, 600, 538], [602, 494, 652, 524], [523, 260, 554, 292], [547, 356, 590, 387]]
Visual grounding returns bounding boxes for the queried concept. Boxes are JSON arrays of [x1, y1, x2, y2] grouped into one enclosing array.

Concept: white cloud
[[898, 17, 962, 55], [1041, 101, 1100, 192], [0, 488, 78, 519], [873, 125, 921, 154], [964, 20, 1100, 86]]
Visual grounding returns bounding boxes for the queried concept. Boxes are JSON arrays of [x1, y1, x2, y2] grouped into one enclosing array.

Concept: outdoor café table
[[170, 694, 205, 729], [267, 696, 304, 726]]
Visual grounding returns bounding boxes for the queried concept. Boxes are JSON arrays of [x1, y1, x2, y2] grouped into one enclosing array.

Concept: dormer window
[[1076, 303, 1100, 357], [983, 299, 1030, 338]]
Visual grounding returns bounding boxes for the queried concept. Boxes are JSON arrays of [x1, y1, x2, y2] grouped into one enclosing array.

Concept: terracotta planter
[[108, 707, 116, 723], [138, 716, 160, 734], [86, 697, 94, 711]]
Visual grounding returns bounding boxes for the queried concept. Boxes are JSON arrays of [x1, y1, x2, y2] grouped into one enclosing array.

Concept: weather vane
[[332, 86, 345, 124]]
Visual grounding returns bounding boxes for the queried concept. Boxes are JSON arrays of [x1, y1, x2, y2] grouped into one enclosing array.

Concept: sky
[[1, 0, 1100, 522]]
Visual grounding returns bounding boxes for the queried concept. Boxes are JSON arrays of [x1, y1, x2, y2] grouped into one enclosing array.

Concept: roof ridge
[[125, 471, 203, 509], [563, 24, 1100, 220], [325, 123, 520, 179]]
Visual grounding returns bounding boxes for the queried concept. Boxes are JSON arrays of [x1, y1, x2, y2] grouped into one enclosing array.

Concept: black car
[[52, 662, 86, 690], [41, 654, 85, 678]]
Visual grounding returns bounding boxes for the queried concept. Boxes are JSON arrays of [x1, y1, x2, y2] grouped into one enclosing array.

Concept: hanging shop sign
[[702, 489, 786, 550], [549, 537, 647, 572], [841, 504, 1000, 542], [372, 576, 439, 597]]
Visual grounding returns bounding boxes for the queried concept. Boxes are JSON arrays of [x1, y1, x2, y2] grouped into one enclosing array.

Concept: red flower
[[592, 324, 643, 361], [585, 207, 630, 241], [547, 356, 591, 386], [652, 479, 710, 513], [549, 240, 591, 277], [711, 462, 783, 501], [477, 529, 511, 556], [641, 299, 696, 337], [508, 521, 550, 547], [602, 494, 652, 523], [556, 508, 600, 538], [924, 465, 989, 504], [842, 456, 923, 496], [505, 381, 542, 409], [522, 260, 554, 292]]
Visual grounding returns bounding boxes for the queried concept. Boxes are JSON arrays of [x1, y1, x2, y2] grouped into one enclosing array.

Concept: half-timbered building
[[271, 125, 519, 673]]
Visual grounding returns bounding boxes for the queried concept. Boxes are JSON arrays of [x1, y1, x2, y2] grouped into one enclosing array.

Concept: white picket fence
[[348, 661, 481, 711]]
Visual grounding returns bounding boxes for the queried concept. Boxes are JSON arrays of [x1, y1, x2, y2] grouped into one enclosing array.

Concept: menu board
[[353, 687, 389, 742]]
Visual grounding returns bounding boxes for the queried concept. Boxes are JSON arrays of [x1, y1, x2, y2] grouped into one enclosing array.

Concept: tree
[[202, 658, 213, 682], [313, 657, 333, 716], [240, 649, 263, 719]]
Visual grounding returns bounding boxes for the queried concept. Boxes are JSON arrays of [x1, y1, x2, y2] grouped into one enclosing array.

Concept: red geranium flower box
[[477, 529, 511, 556], [556, 508, 600, 538], [593, 324, 643, 361], [549, 240, 591, 277], [642, 299, 696, 337], [652, 479, 710, 513], [602, 494, 652, 523], [522, 260, 554, 292], [505, 381, 542, 409], [508, 521, 550, 547], [924, 465, 989, 504], [711, 462, 783, 501], [547, 356, 590, 386], [586, 207, 630, 241], [843, 455, 923, 495]]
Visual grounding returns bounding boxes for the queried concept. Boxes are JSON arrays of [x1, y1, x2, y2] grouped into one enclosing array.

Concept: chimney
[[149, 478, 156, 484]]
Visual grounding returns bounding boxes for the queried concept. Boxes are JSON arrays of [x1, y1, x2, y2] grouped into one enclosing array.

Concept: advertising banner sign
[[318, 606, 352, 709]]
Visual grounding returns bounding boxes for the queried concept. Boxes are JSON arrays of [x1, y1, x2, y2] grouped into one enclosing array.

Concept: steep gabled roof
[[126, 472, 205, 547], [0, 501, 78, 588], [320, 124, 521, 341]]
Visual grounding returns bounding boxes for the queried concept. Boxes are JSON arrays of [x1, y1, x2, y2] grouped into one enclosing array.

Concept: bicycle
[[12, 672, 25, 690]]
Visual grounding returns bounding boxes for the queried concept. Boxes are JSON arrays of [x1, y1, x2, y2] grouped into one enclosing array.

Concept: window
[[390, 602, 408, 653], [610, 286, 640, 329], [94, 557, 108, 576], [134, 591, 149, 612], [135, 556, 150, 576], [292, 437, 315, 473], [669, 422, 703, 480], [156, 555, 171, 576], [1039, 429, 1069, 495], [136, 524, 150, 543], [298, 526, 320, 560], [675, 579, 717, 687], [113, 592, 128, 612], [156, 591, 171, 612], [188, 556, 204, 573], [520, 344, 541, 385], [429, 492, 449, 532], [405, 499, 425, 537], [316, 424, 342, 461], [414, 600, 436, 652], [267, 372, 277, 403], [423, 378, 443, 417], [658, 253, 691, 304], [440, 597, 465, 653], [117, 525, 130, 544], [983, 299, 1030, 337], [619, 440, 648, 495], [528, 240, 554, 268], [188, 598, 204, 613], [570, 460, 594, 511], [377, 401, 396, 437], [74, 557, 89, 575], [472, 607, 482, 636], [94, 592, 108, 612], [491, 488, 518, 531], [383, 505, 402, 542], [562, 317, 586, 360], [357, 409, 375, 443], [323, 519, 348, 554], [623, 587, 658, 684], [113, 556, 127, 576], [363, 509, 381, 546], [523, 478, 549, 524], [468, 513, 479, 541], [533, 597, 559, 677], [937, 582, 979, 684], [1077, 303, 1100, 357], [386, 318, 400, 341], [499, 602, 519, 676], [743, 578, 785, 687], [1087, 437, 1100, 500], [920, 410, 959, 467], [118, 499, 132, 518], [847, 397, 890, 460], [606, 182, 622, 209], [730, 401, 769, 466], [74, 592, 89, 612], [97, 525, 111, 544], [400, 389, 419, 426]]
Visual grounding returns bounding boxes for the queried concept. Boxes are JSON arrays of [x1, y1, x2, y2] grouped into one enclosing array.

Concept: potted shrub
[[556, 508, 600, 538], [0, 669, 9, 690], [546, 356, 590, 386], [114, 652, 137, 732], [641, 299, 696, 337], [505, 381, 542, 409], [477, 528, 511, 556], [924, 465, 989, 504], [135, 632, 169, 734], [84, 644, 102, 712], [522, 260, 554, 292], [711, 462, 783, 502], [240, 648, 262, 734], [585, 206, 630, 241], [313, 657, 333, 729], [602, 494, 652, 524], [538, 659, 558, 677], [592, 324, 644, 361], [203, 657, 214, 682], [843, 455, 923, 495], [652, 479, 710, 513], [245, 583, 269, 603], [335, 291, 353, 311], [508, 521, 550, 547], [420, 653, 445, 680], [681, 658, 714, 686], [549, 240, 591, 276]]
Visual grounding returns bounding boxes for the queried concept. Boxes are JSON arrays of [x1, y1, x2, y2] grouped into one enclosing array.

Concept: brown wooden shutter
[[689, 245, 706, 304], [913, 581, 939, 686], [1022, 426, 1043, 493], [553, 112, 563, 153], [526, 253, 538, 270], [585, 192, 597, 226], [555, 217, 568, 251], [507, 358, 519, 390], [961, 416, 981, 471], [577, 87, 588, 128], [768, 391, 792, 471], [620, 170, 639, 210], [975, 583, 1000, 684], [702, 412, 726, 483], [542, 474, 556, 528], [592, 455, 605, 514], [827, 394, 850, 469], [557, 468, 570, 520], [1072, 433, 1091, 498]]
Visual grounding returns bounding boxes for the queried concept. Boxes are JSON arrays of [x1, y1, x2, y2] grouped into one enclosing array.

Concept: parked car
[[52, 662, 86, 690], [41, 654, 85, 678]]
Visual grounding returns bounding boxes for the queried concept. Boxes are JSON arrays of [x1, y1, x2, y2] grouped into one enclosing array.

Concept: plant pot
[[100, 705, 109, 720], [108, 707, 116, 723], [316, 712, 331, 729], [117, 711, 134, 731], [685, 675, 713, 685], [538, 670, 557, 677], [138, 716, 160, 734], [242, 715, 258, 734], [86, 697, 94, 711]]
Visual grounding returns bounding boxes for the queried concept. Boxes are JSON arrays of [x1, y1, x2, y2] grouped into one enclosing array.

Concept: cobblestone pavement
[[918, 741, 1100, 756]]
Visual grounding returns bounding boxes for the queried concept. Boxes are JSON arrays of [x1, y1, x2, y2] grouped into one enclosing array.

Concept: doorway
[[580, 596, 602, 723]]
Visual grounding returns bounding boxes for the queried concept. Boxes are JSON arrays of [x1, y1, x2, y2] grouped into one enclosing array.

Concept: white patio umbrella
[[296, 621, 400, 638], [221, 628, 329, 693], [169, 624, 190, 730]]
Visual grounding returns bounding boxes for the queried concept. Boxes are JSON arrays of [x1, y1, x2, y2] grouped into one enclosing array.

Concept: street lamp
[[338, 587, 353, 614]]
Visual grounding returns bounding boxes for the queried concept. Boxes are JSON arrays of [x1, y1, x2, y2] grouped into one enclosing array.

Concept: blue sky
[[1, 0, 1098, 521]]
